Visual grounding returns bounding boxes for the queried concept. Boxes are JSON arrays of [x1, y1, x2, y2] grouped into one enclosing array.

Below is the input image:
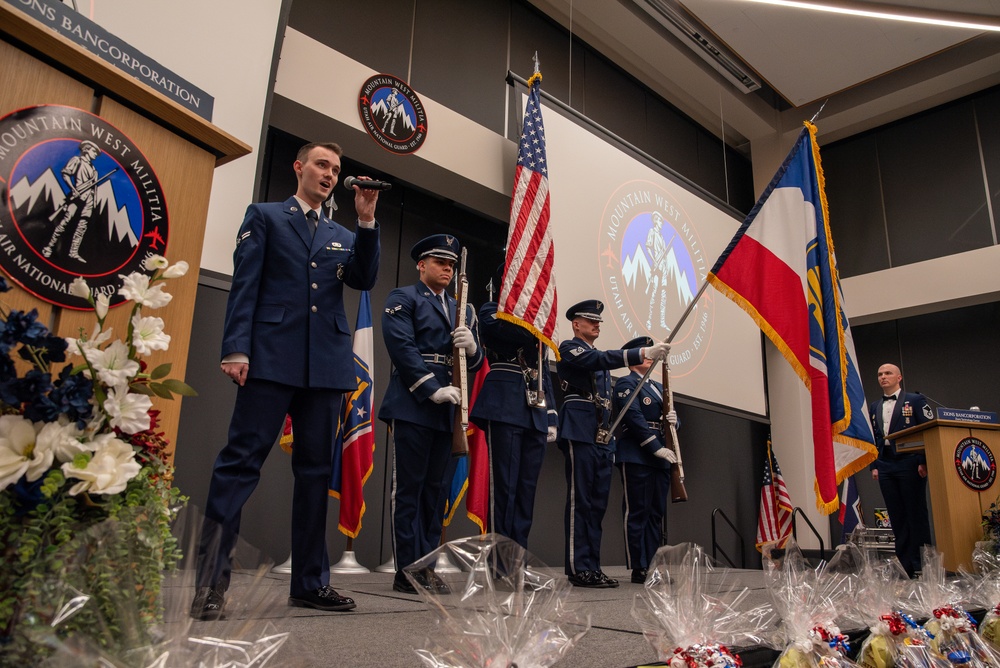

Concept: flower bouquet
[[0, 256, 194, 665]]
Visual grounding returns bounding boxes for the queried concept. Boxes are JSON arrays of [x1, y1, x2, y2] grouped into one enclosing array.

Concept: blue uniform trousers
[[391, 420, 452, 569], [619, 462, 670, 570], [562, 440, 614, 575], [487, 421, 547, 549], [197, 379, 337, 597], [878, 464, 931, 577]]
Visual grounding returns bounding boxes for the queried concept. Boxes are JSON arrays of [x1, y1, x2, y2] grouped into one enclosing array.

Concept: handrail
[[790, 507, 827, 562], [710, 508, 747, 569]]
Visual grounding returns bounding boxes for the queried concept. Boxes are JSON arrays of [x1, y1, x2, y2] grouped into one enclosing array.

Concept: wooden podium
[[0, 5, 251, 459], [891, 418, 1000, 572]]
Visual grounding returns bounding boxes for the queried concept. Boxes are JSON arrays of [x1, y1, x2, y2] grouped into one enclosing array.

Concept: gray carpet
[[162, 566, 775, 667]]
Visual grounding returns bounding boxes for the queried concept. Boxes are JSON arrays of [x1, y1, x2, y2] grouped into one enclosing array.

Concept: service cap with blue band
[[411, 234, 460, 262], [565, 299, 604, 322], [622, 336, 653, 350]]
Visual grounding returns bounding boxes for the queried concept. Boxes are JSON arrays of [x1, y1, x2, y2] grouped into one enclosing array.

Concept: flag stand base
[[375, 556, 396, 573], [330, 550, 370, 574], [271, 553, 292, 574], [435, 551, 462, 573]]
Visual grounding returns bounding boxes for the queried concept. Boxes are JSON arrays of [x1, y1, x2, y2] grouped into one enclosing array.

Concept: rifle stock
[[662, 360, 688, 503], [451, 248, 470, 457]]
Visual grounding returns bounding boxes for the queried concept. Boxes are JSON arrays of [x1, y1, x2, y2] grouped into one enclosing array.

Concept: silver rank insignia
[[571, 347, 585, 356], [923, 404, 934, 420], [236, 230, 251, 246], [385, 305, 403, 315]]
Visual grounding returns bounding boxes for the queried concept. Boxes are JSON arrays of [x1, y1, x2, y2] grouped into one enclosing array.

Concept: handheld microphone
[[343, 176, 392, 191]]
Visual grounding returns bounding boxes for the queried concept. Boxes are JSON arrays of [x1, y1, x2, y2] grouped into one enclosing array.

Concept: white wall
[[77, 0, 283, 275]]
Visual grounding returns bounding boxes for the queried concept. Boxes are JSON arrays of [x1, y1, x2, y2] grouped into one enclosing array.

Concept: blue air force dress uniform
[[199, 196, 379, 600], [470, 299, 558, 549], [613, 336, 672, 581], [870, 390, 934, 577], [378, 235, 484, 576], [557, 300, 646, 587]]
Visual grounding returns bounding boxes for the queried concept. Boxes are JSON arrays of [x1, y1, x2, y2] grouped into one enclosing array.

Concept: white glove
[[546, 425, 558, 443], [643, 342, 670, 362], [430, 386, 461, 405], [665, 410, 677, 426], [452, 325, 477, 356], [653, 447, 677, 463]]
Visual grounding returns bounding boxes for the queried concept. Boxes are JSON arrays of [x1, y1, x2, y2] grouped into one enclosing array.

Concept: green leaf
[[129, 383, 156, 396], [149, 363, 172, 380], [160, 378, 198, 397], [148, 382, 174, 399]]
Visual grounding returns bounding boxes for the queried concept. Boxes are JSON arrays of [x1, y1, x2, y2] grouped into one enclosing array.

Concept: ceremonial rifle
[[451, 248, 470, 457], [662, 360, 688, 502]]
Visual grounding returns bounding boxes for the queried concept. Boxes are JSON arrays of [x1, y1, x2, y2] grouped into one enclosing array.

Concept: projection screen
[[531, 92, 768, 417]]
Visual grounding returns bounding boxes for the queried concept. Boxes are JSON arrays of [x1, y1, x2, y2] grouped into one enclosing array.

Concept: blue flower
[[0, 309, 47, 352], [0, 275, 8, 293], [47, 365, 95, 428]]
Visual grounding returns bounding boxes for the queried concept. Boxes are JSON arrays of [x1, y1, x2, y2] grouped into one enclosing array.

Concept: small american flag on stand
[[757, 439, 793, 549], [497, 67, 559, 357]]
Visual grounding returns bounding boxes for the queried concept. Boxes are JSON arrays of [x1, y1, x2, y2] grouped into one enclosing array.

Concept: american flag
[[497, 71, 559, 357], [756, 441, 793, 549]]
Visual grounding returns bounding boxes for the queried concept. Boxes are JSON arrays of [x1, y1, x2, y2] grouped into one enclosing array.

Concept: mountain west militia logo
[[358, 74, 427, 155], [598, 180, 714, 377], [954, 436, 996, 491], [0, 105, 167, 310]]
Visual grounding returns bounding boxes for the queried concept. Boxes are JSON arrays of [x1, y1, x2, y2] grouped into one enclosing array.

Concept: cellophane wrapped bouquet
[[762, 539, 859, 668], [403, 533, 591, 668], [971, 538, 1000, 653], [908, 548, 999, 667], [630, 542, 774, 668]]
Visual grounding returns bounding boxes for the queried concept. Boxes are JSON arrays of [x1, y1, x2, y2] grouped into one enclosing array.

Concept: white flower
[[62, 434, 140, 496], [103, 386, 152, 434], [162, 260, 189, 279], [66, 324, 113, 358], [0, 415, 53, 490], [118, 273, 172, 309], [131, 314, 171, 355], [35, 419, 89, 463], [95, 293, 110, 320], [69, 276, 91, 299], [143, 255, 168, 271], [85, 340, 140, 387]]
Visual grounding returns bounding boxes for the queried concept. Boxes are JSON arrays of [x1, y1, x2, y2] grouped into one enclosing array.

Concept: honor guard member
[[869, 363, 934, 578], [613, 336, 678, 584], [470, 268, 558, 550], [378, 234, 484, 594], [557, 300, 669, 588]]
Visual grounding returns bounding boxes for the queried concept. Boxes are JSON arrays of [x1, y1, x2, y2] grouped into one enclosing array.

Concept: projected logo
[[597, 181, 714, 376], [0, 105, 167, 310], [358, 74, 427, 155]]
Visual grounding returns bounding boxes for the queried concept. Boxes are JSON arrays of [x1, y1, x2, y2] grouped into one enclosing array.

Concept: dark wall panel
[[823, 132, 889, 277], [877, 100, 993, 266], [410, 0, 510, 132]]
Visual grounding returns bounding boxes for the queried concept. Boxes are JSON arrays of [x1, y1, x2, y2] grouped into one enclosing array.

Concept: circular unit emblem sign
[[0, 105, 167, 310], [358, 74, 427, 155], [954, 436, 996, 491]]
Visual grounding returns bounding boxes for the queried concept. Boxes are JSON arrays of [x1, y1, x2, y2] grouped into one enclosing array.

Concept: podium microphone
[[915, 391, 946, 408], [344, 176, 392, 191]]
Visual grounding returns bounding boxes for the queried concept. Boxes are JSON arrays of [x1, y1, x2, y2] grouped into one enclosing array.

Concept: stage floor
[[164, 565, 785, 667]]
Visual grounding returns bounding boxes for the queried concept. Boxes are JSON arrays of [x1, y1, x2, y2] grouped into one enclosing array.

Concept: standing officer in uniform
[[379, 234, 484, 594], [869, 362, 934, 578], [192, 142, 380, 620], [613, 336, 678, 584], [557, 300, 669, 588], [470, 266, 558, 550]]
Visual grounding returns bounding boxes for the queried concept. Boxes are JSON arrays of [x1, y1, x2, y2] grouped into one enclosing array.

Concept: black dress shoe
[[631, 568, 648, 584], [288, 585, 356, 612], [568, 570, 605, 588], [393, 571, 418, 594], [597, 571, 619, 588], [423, 569, 452, 595], [190, 586, 226, 621]]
